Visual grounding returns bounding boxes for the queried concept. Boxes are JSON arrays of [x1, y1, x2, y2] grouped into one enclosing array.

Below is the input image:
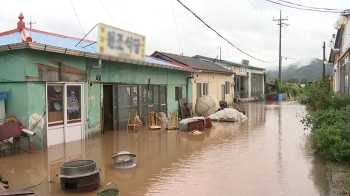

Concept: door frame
[[46, 82, 84, 147]]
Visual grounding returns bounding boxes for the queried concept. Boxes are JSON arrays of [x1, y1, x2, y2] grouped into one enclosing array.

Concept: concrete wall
[[192, 72, 232, 107]]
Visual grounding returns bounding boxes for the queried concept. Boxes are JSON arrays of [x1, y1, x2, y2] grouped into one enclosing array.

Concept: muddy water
[[0, 102, 329, 196]]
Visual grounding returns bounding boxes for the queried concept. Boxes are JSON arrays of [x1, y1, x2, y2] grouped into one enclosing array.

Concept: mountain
[[267, 58, 333, 82]]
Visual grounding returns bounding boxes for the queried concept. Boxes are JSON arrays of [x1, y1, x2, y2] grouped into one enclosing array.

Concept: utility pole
[[322, 41, 326, 78], [273, 10, 289, 85], [219, 46, 221, 60], [27, 16, 36, 28]]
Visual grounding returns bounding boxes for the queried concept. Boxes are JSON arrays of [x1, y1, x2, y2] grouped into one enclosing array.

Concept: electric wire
[[70, 0, 86, 34], [70, 0, 97, 53], [266, 0, 346, 13], [273, 0, 343, 11], [115, 0, 138, 32], [170, 0, 183, 55], [176, 0, 277, 63], [99, 0, 117, 26]]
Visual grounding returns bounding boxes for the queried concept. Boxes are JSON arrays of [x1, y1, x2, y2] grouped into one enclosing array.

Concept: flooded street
[[0, 101, 330, 196]]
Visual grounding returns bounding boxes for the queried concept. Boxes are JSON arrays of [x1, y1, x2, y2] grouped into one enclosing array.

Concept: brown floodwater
[[0, 101, 330, 196]]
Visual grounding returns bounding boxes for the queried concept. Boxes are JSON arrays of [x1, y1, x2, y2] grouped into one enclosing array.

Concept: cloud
[[0, 0, 346, 70]]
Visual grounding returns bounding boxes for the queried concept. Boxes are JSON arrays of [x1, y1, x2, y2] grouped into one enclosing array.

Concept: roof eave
[[0, 43, 194, 73], [200, 69, 235, 75]]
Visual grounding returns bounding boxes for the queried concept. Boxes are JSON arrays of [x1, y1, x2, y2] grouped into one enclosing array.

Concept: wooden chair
[[149, 111, 161, 130], [167, 111, 179, 130], [127, 109, 142, 133]]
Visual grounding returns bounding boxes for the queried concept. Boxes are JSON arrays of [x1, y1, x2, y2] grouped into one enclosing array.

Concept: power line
[[170, 0, 183, 55], [274, 0, 343, 11], [70, 0, 86, 34], [176, 0, 276, 63], [273, 10, 289, 85], [115, 0, 137, 32], [266, 0, 345, 13], [99, 0, 117, 26]]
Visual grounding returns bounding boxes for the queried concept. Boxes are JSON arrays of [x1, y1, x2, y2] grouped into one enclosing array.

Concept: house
[[151, 52, 234, 107], [193, 55, 265, 99], [329, 10, 350, 94], [0, 13, 194, 148]]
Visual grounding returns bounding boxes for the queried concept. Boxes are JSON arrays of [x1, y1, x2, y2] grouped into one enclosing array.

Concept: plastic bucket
[[259, 94, 265, 100], [275, 93, 283, 101]]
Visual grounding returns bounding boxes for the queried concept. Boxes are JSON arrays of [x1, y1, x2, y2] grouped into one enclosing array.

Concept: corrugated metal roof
[[193, 55, 266, 71], [0, 29, 194, 72], [0, 29, 97, 53], [152, 52, 233, 74], [0, 32, 22, 45]]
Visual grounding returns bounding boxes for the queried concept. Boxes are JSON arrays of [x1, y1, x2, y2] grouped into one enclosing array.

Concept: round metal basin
[[111, 151, 136, 164], [114, 162, 137, 169], [58, 160, 99, 178], [57, 160, 101, 192]]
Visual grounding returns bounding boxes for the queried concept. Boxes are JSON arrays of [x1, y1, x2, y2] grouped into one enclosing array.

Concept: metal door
[[159, 85, 167, 114], [112, 85, 118, 130], [153, 85, 160, 112], [221, 85, 225, 101]]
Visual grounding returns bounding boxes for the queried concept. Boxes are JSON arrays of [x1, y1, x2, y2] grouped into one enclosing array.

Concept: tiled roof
[[152, 52, 233, 74], [145, 55, 193, 70], [193, 55, 265, 71]]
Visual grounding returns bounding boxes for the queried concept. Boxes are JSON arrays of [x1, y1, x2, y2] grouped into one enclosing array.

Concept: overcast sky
[[0, 0, 348, 70]]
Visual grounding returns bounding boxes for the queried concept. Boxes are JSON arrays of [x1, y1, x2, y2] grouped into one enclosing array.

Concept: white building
[[330, 11, 350, 93], [193, 55, 265, 100]]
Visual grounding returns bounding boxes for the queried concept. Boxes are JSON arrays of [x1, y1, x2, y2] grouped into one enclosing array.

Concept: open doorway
[[103, 85, 113, 131]]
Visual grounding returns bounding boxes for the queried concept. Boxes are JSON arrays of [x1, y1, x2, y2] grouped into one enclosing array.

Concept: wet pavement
[[0, 101, 330, 196]]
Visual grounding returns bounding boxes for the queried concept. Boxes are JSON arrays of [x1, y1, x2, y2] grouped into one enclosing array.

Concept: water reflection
[[0, 102, 330, 196]]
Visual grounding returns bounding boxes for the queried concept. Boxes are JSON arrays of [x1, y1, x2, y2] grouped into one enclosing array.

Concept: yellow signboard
[[97, 23, 146, 61]]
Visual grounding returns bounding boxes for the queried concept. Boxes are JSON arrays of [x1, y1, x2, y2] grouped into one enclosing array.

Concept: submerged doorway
[[102, 84, 167, 131], [102, 84, 140, 131], [103, 85, 113, 132]]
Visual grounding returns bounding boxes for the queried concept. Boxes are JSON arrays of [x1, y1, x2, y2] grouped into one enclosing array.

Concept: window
[[196, 83, 202, 98], [203, 83, 209, 95], [175, 87, 182, 101], [225, 81, 230, 94], [67, 85, 82, 121], [47, 84, 64, 125]]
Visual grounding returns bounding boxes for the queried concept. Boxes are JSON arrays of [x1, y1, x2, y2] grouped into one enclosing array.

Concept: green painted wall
[[1, 49, 192, 144], [88, 60, 192, 117], [0, 82, 29, 124], [86, 82, 101, 137], [0, 50, 27, 81], [26, 82, 46, 148]]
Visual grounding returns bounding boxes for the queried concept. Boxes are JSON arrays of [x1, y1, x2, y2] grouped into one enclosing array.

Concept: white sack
[[195, 95, 220, 117], [209, 108, 248, 122]]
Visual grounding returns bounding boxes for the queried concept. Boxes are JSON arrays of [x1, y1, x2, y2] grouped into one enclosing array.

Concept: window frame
[[175, 86, 183, 101]]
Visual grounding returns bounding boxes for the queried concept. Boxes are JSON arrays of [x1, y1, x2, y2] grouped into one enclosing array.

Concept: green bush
[[300, 78, 350, 163], [311, 122, 350, 162]]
